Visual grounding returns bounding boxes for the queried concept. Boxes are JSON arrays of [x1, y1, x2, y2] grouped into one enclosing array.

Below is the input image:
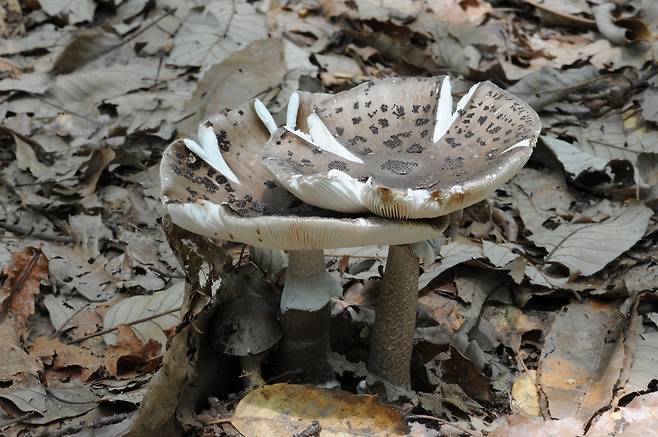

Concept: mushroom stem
[[276, 249, 340, 383], [368, 244, 419, 386], [240, 354, 266, 390]]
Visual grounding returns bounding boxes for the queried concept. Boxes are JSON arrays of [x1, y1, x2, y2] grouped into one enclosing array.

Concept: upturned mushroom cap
[[261, 76, 541, 219], [160, 97, 449, 250], [213, 296, 281, 356]]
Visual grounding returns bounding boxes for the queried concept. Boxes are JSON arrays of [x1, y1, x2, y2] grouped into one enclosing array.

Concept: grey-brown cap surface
[[261, 76, 541, 219], [160, 98, 449, 251]]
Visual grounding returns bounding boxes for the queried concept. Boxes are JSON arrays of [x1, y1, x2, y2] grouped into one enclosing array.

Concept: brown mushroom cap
[[160, 97, 449, 250], [262, 76, 541, 219]]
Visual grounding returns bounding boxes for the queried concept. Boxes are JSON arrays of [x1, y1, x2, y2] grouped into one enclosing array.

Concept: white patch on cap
[[183, 123, 240, 184], [284, 169, 369, 213], [254, 99, 278, 134], [307, 113, 364, 164], [286, 91, 300, 130], [433, 76, 453, 143], [501, 138, 530, 153]]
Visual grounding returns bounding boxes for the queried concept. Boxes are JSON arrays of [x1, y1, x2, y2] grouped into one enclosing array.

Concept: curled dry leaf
[[105, 325, 162, 379], [0, 246, 49, 338], [29, 336, 102, 382], [231, 383, 408, 436], [593, 3, 652, 46]]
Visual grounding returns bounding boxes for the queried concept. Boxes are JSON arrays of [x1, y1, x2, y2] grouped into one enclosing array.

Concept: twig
[[26, 412, 132, 437], [407, 414, 478, 436], [293, 420, 321, 437], [9, 249, 43, 297], [50, 303, 91, 339], [0, 222, 73, 243], [67, 306, 182, 344]]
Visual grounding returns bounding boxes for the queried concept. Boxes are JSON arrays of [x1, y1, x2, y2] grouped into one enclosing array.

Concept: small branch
[[67, 306, 182, 344], [0, 222, 73, 243], [27, 412, 132, 437], [406, 414, 478, 436]]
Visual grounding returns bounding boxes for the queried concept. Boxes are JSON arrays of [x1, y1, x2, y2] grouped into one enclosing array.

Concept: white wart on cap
[[261, 76, 541, 219], [160, 97, 449, 251]]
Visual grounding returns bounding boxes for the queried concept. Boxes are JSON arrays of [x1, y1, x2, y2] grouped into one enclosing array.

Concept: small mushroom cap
[[160, 97, 449, 250], [262, 76, 541, 219], [213, 296, 281, 356]]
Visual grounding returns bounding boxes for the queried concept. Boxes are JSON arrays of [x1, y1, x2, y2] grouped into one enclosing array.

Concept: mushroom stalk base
[[368, 244, 419, 387], [276, 250, 337, 383]]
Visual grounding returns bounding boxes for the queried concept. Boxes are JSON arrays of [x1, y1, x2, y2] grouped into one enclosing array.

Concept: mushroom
[[212, 294, 281, 390], [261, 76, 541, 385], [160, 97, 449, 383]]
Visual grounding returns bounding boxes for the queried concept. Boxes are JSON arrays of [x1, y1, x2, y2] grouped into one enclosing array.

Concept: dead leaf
[[168, 3, 267, 69], [0, 246, 48, 338], [39, 0, 95, 24], [489, 414, 583, 437], [511, 370, 540, 416], [105, 325, 162, 378], [539, 300, 626, 422], [0, 318, 42, 385], [29, 336, 102, 382], [52, 27, 122, 74], [541, 136, 609, 177], [102, 281, 183, 350], [587, 391, 658, 436], [231, 384, 408, 436], [529, 201, 652, 276]]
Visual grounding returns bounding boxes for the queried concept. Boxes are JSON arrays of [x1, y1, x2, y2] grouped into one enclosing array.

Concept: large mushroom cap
[[160, 97, 449, 250], [262, 76, 541, 219]]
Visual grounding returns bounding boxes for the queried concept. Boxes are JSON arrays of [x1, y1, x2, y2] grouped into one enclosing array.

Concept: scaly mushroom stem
[[276, 249, 341, 383], [240, 354, 266, 390], [368, 244, 419, 386]]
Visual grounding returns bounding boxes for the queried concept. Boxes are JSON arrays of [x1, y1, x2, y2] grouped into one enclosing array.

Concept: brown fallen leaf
[[0, 317, 42, 386], [30, 336, 102, 382], [539, 300, 626, 423], [0, 246, 48, 339], [489, 414, 583, 437], [105, 325, 162, 379], [229, 383, 408, 436]]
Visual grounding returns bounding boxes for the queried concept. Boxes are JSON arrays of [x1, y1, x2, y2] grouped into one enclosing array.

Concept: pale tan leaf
[[232, 384, 407, 436]]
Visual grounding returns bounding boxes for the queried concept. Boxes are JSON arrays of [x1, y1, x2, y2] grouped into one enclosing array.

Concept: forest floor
[[0, 0, 657, 435]]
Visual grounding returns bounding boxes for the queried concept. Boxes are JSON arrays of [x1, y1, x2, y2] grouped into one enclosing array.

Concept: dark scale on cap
[[478, 115, 487, 126], [378, 119, 389, 128], [251, 201, 265, 213], [406, 143, 425, 153], [412, 105, 420, 113], [477, 138, 486, 147], [301, 158, 313, 166], [367, 110, 378, 118], [369, 125, 379, 134], [264, 180, 277, 189], [217, 130, 231, 152], [186, 187, 198, 197], [420, 129, 429, 138], [352, 116, 362, 125], [287, 150, 294, 157], [238, 110, 244, 116], [225, 183, 235, 192], [445, 137, 462, 148], [415, 118, 430, 126], [441, 156, 464, 170], [365, 101, 372, 108], [361, 147, 373, 155], [383, 135, 403, 149], [347, 135, 367, 146], [335, 107, 343, 113], [353, 102, 359, 110], [422, 104, 431, 112], [464, 131, 474, 138], [335, 127, 344, 135], [486, 149, 497, 160], [380, 104, 388, 112], [487, 125, 502, 134], [215, 174, 228, 185], [244, 194, 253, 203], [492, 137, 501, 143], [381, 159, 418, 175], [328, 160, 349, 171], [393, 105, 405, 119]]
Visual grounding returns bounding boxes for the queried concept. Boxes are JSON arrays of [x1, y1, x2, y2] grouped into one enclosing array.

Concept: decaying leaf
[[539, 300, 626, 422], [511, 371, 540, 416], [105, 325, 163, 378], [0, 246, 49, 338], [587, 391, 658, 436], [168, 2, 267, 69], [541, 136, 609, 177], [231, 384, 408, 436], [102, 281, 184, 350], [29, 336, 102, 382]]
